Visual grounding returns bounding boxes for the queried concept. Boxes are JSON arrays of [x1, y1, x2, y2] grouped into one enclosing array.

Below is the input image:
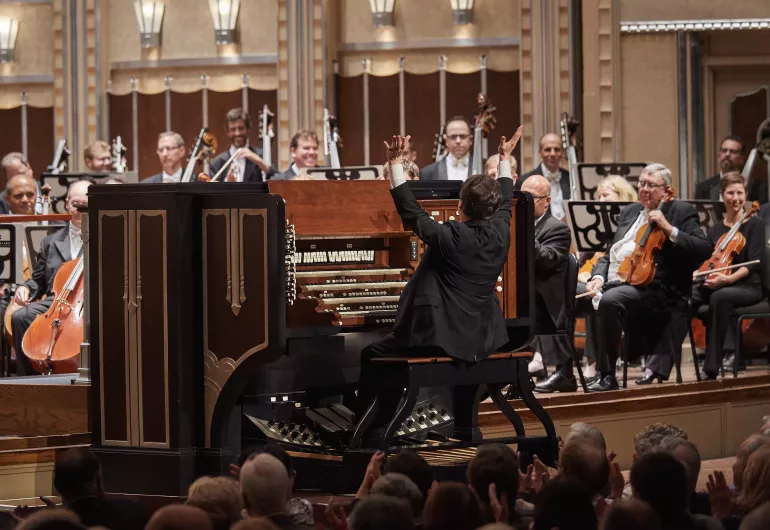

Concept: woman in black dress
[[692, 172, 765, 380]]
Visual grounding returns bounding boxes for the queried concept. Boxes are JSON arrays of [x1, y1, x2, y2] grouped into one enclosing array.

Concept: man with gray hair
[[578, 163, 711, 391], [370, 473, 424, 518], [143, 132, 186, 184], [564, 422, 607, 452]]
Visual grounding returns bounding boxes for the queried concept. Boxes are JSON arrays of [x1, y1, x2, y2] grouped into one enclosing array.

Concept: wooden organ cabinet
[[87, 180, 534, 495]]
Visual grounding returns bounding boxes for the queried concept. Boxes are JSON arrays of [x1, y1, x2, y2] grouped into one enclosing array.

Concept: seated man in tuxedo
[[695, 135, 766, 204], [83, 141, 113, 172], [419, 117, 474, 181], [11, 179, 91, 375], [512, 175, 573, 393], [0, 152, 36, 214], [272, 130, 320, 180], [517, 133, 570, 220], [577, 164, 711, 391], [209, 108, 275, 182], [142, 132, 186, 184]]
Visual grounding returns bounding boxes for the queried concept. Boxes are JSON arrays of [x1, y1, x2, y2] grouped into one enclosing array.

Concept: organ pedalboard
[[245, 399, 453, 450]]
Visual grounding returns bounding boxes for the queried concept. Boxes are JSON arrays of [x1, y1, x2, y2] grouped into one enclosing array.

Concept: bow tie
[[545, 171, 561, 183], [451, 157, 468, 169]]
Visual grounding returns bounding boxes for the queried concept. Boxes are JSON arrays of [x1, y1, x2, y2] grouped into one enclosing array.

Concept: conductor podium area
[[0, 181, 767, 502]]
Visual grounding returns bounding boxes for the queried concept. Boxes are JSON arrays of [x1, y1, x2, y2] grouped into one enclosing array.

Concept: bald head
[[66, 180, 91, 229], [539, 133, 563, 174], [240, 453, 290, 517], [146, 505, 213, 530], [5, 174, 37, 215], [521, 174, 551, 218]]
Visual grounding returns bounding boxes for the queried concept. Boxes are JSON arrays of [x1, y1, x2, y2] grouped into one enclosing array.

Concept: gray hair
[[634, 423, 688, 456], [158, 131, 185, 147], [566, 422, 607, 452], [239, 453, 289, 517], [371, 473, 424, 518], [656, 436, 701, 493], [642, 163, 673, 186], [1, 152, 29, 179]]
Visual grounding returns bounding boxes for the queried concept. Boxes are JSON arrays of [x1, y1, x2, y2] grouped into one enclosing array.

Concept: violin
[[616, 188, 675, 287], [695, 201, 760, 283], [22, 255, 85, 374]]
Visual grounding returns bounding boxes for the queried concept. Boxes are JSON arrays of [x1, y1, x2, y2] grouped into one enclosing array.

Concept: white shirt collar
[[535, 212, 547, 226], [162, 168, 183, 183], [448, 153, 470, 167], [540, 163, 561, 179]]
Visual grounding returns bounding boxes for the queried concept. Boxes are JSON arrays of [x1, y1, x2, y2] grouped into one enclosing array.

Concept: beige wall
[[619, 0, 770, 21], [619, 34, 679, 173], [0, 2, 54, 77]]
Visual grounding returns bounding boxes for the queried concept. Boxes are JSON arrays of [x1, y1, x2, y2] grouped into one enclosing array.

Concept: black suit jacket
[[419, 155, 474, 181], [272, 166, 297, 181], [142, 173, 163, 184], [533, 211, 571, 332], [390, 178, 513, 362], [695, 174, 767, 204], [592, 201, 711, 294], [517, 166, 571, 199], [209, 145, 276, 182], [24, 225, 72, 300]]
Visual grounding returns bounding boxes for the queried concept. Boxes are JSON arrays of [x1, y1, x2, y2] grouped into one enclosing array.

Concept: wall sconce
[[0, 17, 19, 63], [450, 0, 474, 25], [134, 1, 165, 48], [209, 0, 240, 45], [369, 0, 395, 28]]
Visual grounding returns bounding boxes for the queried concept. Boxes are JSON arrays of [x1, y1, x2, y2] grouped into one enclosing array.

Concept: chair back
[[762, 237, 770, 300]]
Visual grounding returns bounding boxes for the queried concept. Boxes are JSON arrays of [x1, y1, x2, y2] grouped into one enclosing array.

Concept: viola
[[616, 189, 675, 287], [22, 256, 85, 374], [695, 201, 759, 283]]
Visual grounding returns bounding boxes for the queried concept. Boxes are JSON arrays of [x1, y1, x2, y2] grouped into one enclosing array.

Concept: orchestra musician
[[690, 172, 765, 380], [484, 154, 518, 181], [0, 153, 35, 214], [272, 130, 320, 180], [83, 141, 113, 172], [209, 108, 275, 182], [142, 132, 186, 184], [514, 175, 571, 389], [11, 180, 91, 375], [517, 133, 570, 220], [419, 117, 474, 181], [358, 128, 522, 427], [695, 136, 767, 204], [578, 163, 711, 391]]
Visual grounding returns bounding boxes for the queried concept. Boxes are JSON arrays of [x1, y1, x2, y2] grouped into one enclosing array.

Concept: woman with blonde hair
[[596, 175, 638, 202]]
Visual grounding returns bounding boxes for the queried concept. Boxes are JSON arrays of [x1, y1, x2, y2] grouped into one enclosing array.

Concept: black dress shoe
[[534, 372, 578, 393], [635, 372, 667, 385], [586, 374, 619, 392], [530, 368, 548, 381], [701, 370, 718, 381], [582, 375, 598, 386]]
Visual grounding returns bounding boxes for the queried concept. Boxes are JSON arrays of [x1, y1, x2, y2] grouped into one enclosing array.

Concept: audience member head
[[225, 108, 251, 149], [477, 525, 514, 530], [230, 518, 280, 530], [240, 453, 290, 517], [289, 130, 319, 169], [349, 495, 414, 530], [630, 452, 689, 525], [1, 152, 33, 180], [565, 422, 607, 452], [738, 501, 770, 530], [466, 443, 519, 523], [66, 180, 92, 229], [559, 438, 610, 497], [54, 448, 103, 503], [521, 174, 551, 218], [15, 509, 85, 530], [738, 444, 770, 513], [156, 131, 186, 175], [83, 141, 112, 172], [718, 135, 745, 174], [254, 443, 297, 493], [146, 505, 214, 530], [538, 133, 563, 174], [443, 117, 472, 161], [485, 154, 518, 180], [633, 423, 687, 462], [734, 435, 770, 490], [655, 436, 701, 496], [532, 477, 597, 530], [596, 175, 638, 202], [422, 482, 485, 530], [4, 174, 37, 215], [602, 499, 662, 530], [371, 473, 423, 518], [459, 174, 502, 221], [186, 475, 244, 530], [384, 449, 435, 502]]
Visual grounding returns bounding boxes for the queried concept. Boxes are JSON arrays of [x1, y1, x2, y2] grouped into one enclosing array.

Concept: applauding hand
[[384, 135, 411, 166]]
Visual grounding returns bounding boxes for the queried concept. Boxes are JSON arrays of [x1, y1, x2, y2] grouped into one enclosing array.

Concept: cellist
[[691, 172, 765, 380], [577, 164, 711, 391], [11, 180, 91, 375]]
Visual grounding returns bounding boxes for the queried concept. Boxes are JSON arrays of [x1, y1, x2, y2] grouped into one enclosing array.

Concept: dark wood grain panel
[[108, 93, 134, 172], [368, 74, 400, 166], [445, 71, 480, 128], [0, 107, 22, 189], [486, 70, 521, 172], [0, 383, 88, 436], [137, 93, 167, 181], [405, 73, 440, 169], [138, 213, 167, 445], [335, 74, 364, 168], [26, 106, 54, 184], [247, 89, 279, 168]]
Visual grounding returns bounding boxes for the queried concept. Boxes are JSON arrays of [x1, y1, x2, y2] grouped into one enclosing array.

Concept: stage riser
[[0, 383, 88, 437]]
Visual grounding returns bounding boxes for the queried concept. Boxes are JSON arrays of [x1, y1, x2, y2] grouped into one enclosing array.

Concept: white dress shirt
[[541, 163, 564, 220], [446, 154, 470, 181], [162, 168, 183, 184], [68, 222, 83, 259], [228, 145, 248, 182], [605, 210, 648, 283]]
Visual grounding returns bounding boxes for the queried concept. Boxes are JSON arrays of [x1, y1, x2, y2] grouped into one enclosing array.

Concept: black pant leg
[[12, 299, 53, 376], [593, 285, 644, 373], [703, 285, 762, 374]]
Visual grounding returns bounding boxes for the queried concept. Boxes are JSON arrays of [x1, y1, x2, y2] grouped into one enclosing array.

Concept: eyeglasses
[[720, 147, 742, 155], [531, 194, 549, 200], [446, 134, 470, 141], [638, 181, 665, 189], [156, 146, 181, 154]]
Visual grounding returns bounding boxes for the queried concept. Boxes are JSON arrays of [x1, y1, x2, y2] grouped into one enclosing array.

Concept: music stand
[[305, 166, 381, 181], [577, 163, 647, 201], [565, 201, 632, 253], [684, 200, 726, 234], [41, 172, 110, 214]]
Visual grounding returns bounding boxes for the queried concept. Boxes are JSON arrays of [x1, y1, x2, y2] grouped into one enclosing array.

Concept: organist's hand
[[14, 286, 30, 305], [499, 126, 524, 161], [383, 135, 411, 166]]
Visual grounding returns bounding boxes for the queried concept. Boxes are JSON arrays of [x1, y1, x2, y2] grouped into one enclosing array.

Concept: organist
[[358, 128, 522, 426], [83, 141, 114, 172]]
